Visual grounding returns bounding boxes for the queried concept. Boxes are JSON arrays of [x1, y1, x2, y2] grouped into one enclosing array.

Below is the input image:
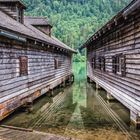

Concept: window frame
[[19, 56, 28, 76], [92, 57, 96, 69], [112, 54, 126, 77], [92, 56, 106, 72], [54, 58, 59, 69], [101, 57, 106, 72]]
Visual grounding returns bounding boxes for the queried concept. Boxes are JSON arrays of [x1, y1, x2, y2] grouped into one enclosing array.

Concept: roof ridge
[[24, 16, 52, 27]]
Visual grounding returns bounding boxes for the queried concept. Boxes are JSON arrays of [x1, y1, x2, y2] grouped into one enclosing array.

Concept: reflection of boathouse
[[81, 0, 140, 128], [0, 0, 76, 120]]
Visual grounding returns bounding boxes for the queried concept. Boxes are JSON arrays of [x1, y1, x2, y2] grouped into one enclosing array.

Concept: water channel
[[1, 62, 140, 140]]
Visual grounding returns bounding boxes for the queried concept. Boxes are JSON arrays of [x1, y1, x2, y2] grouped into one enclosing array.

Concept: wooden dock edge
[[0, 73, 74, 121], [0, 125, 33, 132], [87, 75, 140, 129]]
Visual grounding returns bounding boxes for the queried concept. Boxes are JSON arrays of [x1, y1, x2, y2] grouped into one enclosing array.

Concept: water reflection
[[2, 62, 140, 140]]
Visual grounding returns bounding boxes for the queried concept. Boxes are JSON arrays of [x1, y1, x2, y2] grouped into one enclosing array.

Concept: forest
[[23, 0, 131, 61]]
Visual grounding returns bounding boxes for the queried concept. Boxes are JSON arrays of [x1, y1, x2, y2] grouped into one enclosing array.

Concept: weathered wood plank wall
[[87, 9, 140, 127], [0, 41, 72, 120]]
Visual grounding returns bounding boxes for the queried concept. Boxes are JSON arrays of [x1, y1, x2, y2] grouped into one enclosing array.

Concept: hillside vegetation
[[23, 0, 131, 61]]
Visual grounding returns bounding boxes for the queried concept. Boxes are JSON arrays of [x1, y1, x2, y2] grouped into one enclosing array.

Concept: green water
[[2, 62, 140, 140]]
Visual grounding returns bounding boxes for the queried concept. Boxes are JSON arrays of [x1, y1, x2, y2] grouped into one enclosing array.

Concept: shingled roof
[[0, 10, 76, 53], [24, 16, 52, 27]]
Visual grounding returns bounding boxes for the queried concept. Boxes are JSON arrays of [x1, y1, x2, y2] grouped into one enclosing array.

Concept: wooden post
[[65, 76, 70, 86], [95, 89, 99, 95], [87, 77, 90, 83], [87, 77, 92, 83], [48, 89, 53, 97], [62, 80, 66, 88], [107, 92, 116, 101], [72, 74, 74, 83], [23, 98, 33, 113], [58, 82, 64, 92], [130, 111, 140, 129], [90, 79, 93, 83], [96, 83, 101, 89], [69, 74, 74, 84]]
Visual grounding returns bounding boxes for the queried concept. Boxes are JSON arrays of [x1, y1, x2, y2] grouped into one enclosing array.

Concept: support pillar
[[62, 80, 66, 87], [22, 98, 33, 113], [59, 83, 64, 92], [107, 92, 115, 101], [87, 77, 93, 83], [48, 89, 53, 97], [66, 75, 73, 86], [59, 81, 65, 92], [95, 89, 99, 95], [49, 89, 54, 97], [96, 83, 101, 89], [70, 74, 74, 83], [130, 111, 140, 129], [87, 77, 90, 83]]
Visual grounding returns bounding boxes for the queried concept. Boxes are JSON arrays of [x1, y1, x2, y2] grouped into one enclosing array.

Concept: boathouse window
[[19, 56, 28, 76], [58, 60, 62, 67], [92, 57, 96, 69], [54, 58, 59, 69], [98, 57, 102, 70], [112, 54, 126, 76], [97, 57, 105, 71], [101, 57, 106, 72]]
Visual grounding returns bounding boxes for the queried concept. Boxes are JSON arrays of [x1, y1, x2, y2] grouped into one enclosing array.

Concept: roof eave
[[0, 26, 76, 53]]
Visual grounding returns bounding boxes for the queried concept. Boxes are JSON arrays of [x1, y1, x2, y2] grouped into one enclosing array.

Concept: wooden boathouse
[[80, 0, 140, 128], [0, 0, 76, 120]]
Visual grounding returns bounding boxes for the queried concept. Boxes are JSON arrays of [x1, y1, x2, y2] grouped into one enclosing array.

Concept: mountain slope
[[23, 0, 131, 52]]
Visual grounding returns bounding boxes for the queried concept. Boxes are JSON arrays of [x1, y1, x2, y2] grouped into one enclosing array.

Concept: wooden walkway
[[0, 127, 77, 140]]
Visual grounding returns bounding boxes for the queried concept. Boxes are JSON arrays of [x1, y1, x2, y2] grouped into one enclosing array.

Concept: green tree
[[23, 0, 131, 62]]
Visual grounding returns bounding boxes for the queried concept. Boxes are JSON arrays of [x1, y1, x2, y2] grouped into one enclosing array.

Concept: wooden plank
[[86, 10, 140, 117]]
